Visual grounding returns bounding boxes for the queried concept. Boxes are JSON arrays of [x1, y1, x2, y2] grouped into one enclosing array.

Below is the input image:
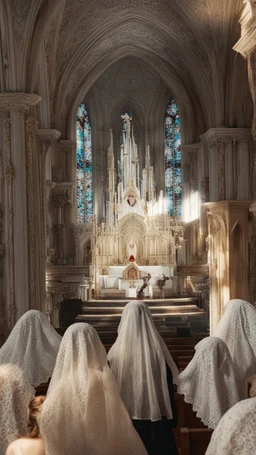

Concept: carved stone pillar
[[233, 3, 256, 139], [218, 142, 225, 200], [204, 201, 251, 333], [201, 128, 252, 203], [237, 139, 250, 199], [36, 130, 61, 313], [54, 224, 64, 265], [0, 93, 41, 327], [45, 180, 56, 252], [58, 140, 76, 223]]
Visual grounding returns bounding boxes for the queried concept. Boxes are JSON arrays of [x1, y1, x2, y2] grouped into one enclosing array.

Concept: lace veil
[[206, 397, 256, 455], [40, 323, 148, 455], [177, 336, 240, 429], [0, 364, 34, 455], [214, 299, 256, 397], [107, 300, 179, 421], [0, 310, 61, 386]]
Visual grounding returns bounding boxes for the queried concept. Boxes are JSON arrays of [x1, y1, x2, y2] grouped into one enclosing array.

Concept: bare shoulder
[[6, 441, 16, 455], [6, 438, 45, 455]]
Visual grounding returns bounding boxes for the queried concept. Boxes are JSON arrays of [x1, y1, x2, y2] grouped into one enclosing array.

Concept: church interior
[[0, 0, 256, 454]]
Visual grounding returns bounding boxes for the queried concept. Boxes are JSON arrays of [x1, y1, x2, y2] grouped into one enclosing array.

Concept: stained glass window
[[164, 97, 182, 217], [76, 103, 92, 223]]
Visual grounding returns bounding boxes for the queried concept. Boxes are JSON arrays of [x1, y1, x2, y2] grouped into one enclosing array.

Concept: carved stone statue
[[156, 274, 169, 298], [137, 273, 151, 299]]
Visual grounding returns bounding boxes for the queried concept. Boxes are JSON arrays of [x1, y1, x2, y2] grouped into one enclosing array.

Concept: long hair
[[27, 395, 46, 438]]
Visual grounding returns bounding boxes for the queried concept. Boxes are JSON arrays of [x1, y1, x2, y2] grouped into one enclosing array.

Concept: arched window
[[76, 103, 92, 223], [164, 97, 182, 217]]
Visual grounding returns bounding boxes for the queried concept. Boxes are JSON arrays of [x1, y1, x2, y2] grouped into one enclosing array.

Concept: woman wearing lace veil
[[0, 310, 61, 387], [107, 300, 179, 455], [213, 299, 256, 398], [177, 337, 240, 429], [205, 397, 256, 454], [39, 323, 148, 455], [0, 364, 34, 455]]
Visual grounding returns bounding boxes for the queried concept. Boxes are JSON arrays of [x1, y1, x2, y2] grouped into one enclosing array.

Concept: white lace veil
[[177, 336, 240, 429], [40, 323, 148, 455], [0, 364, 34, 455], [213, 299, 256, 397], [107, 300, 179, 421], [206, 397, 256, 455], [0, 310, 61, 386]]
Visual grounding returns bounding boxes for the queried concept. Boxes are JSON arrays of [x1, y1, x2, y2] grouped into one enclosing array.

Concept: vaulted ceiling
[[0, 0, 253, 140]]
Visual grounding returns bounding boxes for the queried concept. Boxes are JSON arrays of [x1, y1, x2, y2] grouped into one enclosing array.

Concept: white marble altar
[[91, 116, 185, 296], [99, 265, 174, 289]]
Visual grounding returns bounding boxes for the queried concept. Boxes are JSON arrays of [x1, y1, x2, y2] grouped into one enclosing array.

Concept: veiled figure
[[40, 323, 148, 455], [206, 397, 256, 455], [213, 299, 256, 398], [108, 300, 179, 455], [0, 364, 34, 455], [0, 310, 61, 386], [177, 337, 240, 429]]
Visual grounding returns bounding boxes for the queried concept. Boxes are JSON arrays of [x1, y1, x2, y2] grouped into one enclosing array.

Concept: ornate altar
[[91, 114, 185, 297]]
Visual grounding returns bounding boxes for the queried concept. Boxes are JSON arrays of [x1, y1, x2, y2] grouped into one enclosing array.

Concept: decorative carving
[[25, 115, 37, 307], [54, 224, 64, 264], [0, 93, 41, 112], [52, 165, 64, 182], [218, 142, 225, 200], [46, 247, 56, 267], [201, 177, 209, 203], [5, 111, 16, 328], [53, 190, 71, 208], [45, 180, 56, 204], [5, 160, 15, 183], [123, 262, 140, 280]]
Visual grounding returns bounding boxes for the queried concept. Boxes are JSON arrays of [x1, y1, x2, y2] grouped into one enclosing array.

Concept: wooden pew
[[173, 393, 206, 447], [180, 428, 213, 455]]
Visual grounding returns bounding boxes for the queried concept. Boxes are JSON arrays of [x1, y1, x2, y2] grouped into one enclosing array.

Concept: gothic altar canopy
[[92, 113, 185, 294]]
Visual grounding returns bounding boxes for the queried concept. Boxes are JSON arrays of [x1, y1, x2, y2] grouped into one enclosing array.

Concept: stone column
[[36, 130, 61, 313], [0, 93, 41, 327], [59, 140, 76, 222], [237, 138, 250, 200], [201, 128, 252, 203], [225, 139, 233, 200], [233, 3, 256, 139], [204, 201, 251, 333]]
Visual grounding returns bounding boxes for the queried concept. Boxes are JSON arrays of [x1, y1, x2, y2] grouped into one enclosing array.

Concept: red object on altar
[[129, 255, 135, 262]]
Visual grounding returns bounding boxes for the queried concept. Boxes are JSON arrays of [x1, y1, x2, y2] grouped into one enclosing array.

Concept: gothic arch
[[65, 46, 198, 143]]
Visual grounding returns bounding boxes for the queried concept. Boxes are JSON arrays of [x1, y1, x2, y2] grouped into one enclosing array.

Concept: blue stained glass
[[76, 103, 93, 223], [164, 97, 182, 217]]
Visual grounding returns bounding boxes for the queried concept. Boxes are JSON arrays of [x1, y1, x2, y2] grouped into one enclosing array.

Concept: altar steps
[[76, 300, 207, 335], [98, 286, 176, 299], [86, 297, 199, 307]]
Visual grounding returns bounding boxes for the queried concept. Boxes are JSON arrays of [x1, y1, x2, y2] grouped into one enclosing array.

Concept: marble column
[[204, 201, 251, 333], [201, 128, 252, 203], [36, 129, 61, 313], [234, 2, 256, 140], [0, 93, 41, 328]]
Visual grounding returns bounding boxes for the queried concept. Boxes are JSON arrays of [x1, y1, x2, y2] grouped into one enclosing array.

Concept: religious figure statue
[[128, 240, 137, 261], [156, 274, 169, 298], [118, 183, 145, 219], [137, 273, 151, 299]]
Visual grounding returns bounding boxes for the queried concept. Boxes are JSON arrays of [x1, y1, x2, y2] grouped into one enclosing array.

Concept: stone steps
[[84, 297, 199, 307], [81, 304, 203, 315], [98, 287, 176, 299]]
